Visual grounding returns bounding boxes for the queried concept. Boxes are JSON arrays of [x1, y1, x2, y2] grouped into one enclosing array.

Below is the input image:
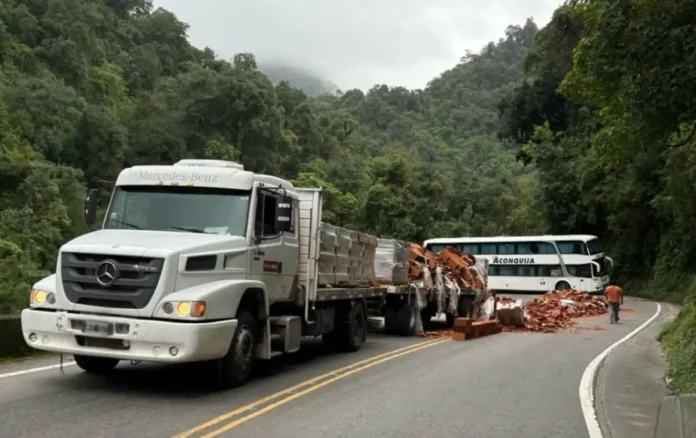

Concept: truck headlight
[[30, 289, 55, 306], [162, 301, 206, 317]]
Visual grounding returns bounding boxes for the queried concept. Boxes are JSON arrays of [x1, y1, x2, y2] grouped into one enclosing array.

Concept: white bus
[[423, 235, 613, 294]]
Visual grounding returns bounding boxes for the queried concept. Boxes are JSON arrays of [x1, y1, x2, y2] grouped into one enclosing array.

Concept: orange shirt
[[605, 285, 623, 303]]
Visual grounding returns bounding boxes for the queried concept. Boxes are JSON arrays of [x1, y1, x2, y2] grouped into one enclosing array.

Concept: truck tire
[[420, 308, 435, 330], [385, 303, 416, 337], [333, 301, 366, 352], [458, 295, 475, 319], [74, 355, 119, 374], [214, 309, 258, 389]]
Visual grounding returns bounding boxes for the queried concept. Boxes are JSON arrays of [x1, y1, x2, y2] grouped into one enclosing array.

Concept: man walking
[[604, 282, 623, 324]]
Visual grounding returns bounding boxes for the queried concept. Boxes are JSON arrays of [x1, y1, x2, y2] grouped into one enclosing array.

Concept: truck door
[[249, 190, 296, 301]]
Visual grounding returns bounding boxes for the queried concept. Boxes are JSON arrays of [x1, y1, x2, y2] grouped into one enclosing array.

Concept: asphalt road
[[0, 294, 661, 438]]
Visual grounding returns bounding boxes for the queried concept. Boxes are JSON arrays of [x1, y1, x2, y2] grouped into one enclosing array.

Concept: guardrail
[[0, 315, 30, 358]]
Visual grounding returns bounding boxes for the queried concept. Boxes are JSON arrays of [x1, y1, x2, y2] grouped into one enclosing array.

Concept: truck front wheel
[[74, 355, 119, 374], [214, 309, 258, 389]]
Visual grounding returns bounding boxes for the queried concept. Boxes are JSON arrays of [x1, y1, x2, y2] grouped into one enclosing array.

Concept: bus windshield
[[586, 238, 603, 255]]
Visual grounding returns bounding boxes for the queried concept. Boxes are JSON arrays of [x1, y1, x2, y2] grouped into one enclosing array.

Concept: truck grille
[[61, 252, 164, 309]]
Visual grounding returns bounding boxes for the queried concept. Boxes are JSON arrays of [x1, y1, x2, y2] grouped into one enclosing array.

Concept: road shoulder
[[595, 303, 678, 438]]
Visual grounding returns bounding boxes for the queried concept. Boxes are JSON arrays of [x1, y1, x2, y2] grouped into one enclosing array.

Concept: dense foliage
[[498, 0, 696, 391], [0, 0, 541, 314]]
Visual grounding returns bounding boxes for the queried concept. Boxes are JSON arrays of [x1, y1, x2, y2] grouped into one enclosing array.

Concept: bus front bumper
[[21, 309, 237, 363]]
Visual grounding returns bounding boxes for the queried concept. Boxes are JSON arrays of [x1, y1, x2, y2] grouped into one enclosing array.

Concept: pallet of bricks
[[317, 223, 378, 287]]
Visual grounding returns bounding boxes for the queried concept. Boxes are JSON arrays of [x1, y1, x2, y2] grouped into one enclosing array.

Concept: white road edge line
[[579, 302, 662, 438], [0, 361, 77, 379]]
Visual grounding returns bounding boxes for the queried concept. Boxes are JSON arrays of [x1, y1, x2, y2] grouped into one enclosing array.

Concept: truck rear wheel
[[385, 303, 416, 337], [326, 301, 366, 352], [74, 355, 119, 374], [420, 308, 435, 330], [214, 309, 258, 389]]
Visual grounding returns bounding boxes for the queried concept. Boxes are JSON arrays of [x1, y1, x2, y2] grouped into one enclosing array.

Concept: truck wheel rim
[[235, 327, 254, 370]]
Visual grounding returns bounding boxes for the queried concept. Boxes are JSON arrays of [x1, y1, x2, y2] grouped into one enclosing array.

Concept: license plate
[[84, 321, 114, 336]]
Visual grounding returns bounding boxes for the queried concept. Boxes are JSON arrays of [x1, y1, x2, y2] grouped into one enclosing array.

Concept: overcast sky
[[154, 0, 563, 91]]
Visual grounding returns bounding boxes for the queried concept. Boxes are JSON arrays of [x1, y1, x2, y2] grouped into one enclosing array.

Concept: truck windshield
[[104, 186, 250, 236]]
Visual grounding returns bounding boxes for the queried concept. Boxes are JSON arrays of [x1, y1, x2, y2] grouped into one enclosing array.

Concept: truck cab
[[21, 159, 336, 388]]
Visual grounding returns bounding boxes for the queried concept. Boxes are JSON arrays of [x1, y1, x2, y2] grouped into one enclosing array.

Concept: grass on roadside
[[656, 274, 696, 394]]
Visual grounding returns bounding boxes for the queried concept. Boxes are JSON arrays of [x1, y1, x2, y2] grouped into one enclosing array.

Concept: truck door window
[[255, 192, 279, 238], [288, 199, 297, 235]]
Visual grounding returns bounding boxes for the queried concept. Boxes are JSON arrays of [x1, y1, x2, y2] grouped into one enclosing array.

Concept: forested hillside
[[0, 0, 541, 314], [497, 0, 696, 392]]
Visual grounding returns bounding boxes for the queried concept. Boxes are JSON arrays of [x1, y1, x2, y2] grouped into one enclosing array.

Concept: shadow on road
[[39, 327, 424, 398]]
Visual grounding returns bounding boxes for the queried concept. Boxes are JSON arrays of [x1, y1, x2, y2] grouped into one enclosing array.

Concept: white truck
[[20, 159, 401, 388]]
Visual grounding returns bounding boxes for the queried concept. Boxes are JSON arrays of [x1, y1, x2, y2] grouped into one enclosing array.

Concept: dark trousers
[[608, 302, 620, 323]]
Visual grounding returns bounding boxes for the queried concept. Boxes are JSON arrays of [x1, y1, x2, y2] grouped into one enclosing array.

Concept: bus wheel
[[555, 281, 571, 291]]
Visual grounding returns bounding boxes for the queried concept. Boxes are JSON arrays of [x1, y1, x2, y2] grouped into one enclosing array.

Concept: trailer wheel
[[74, 355, 119, 374], [214, 309, 258, 389], [458, 295, 475, 319], [385, 303, 416, 337], [420, 308, 435, 330]]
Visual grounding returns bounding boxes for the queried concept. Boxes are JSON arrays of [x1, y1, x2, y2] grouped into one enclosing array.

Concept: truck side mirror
[[85, 188, 99, 225], [275, 201, 292, 233]]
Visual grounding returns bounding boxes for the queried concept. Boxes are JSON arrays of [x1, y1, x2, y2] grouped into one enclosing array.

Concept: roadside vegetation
[[0, 0, 694, 390]]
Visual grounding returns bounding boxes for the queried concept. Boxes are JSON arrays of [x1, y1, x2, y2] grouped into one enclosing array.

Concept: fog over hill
[[258, 61, 339, 96]]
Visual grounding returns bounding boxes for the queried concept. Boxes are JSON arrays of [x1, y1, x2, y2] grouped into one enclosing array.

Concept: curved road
[[0, 296, 661, 438]]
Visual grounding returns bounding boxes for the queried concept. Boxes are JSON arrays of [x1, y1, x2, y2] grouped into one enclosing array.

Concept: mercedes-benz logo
[[95, 260, 119, 287]]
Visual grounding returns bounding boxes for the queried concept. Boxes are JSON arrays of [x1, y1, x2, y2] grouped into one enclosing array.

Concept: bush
[[659, 275, 696, 393]]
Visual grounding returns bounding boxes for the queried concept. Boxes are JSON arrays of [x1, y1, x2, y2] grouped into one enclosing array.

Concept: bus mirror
[[85, 188, 99, 225], [275, 201, 292, 232], [605, 256, 614, 271]]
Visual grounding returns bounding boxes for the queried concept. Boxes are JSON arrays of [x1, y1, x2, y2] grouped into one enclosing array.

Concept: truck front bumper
[[21, 309, 237, 363]]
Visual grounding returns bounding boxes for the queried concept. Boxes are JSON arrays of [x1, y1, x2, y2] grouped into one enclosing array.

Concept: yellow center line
[[199, 338, 451, 438], [173, 339, 447, 438]]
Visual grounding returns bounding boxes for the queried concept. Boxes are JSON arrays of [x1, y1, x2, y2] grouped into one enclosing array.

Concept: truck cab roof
[[114, 159, 298, 197]]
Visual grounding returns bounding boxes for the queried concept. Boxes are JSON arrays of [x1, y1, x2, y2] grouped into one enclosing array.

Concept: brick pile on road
[[499, 290, 608, 333]]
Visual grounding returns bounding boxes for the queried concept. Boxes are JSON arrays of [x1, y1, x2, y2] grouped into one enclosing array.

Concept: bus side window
[[500, 266, 516, 276], [518, 243, 536, 254], [540, 265, 563, 277], [481, 243, 496, 254], [461, 244, 479, 254], [498, 243, 515, 254], [537, 242, 556, 254]]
